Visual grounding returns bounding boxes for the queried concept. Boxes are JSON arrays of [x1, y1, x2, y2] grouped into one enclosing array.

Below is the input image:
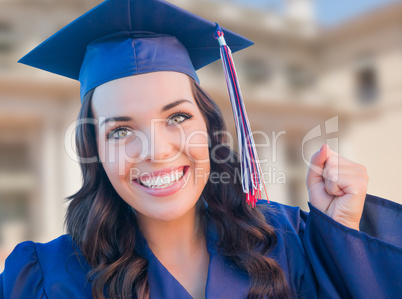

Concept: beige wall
[[316, 8, 402, 204]]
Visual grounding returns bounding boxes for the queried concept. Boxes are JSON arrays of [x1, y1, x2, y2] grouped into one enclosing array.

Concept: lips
[[135, 166, 186, 182], [131, 166, 191, 197], [137, 167, 186, 188]]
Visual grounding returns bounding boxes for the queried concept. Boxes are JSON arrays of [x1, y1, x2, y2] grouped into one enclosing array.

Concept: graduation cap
[[19, 0, 268, 206]]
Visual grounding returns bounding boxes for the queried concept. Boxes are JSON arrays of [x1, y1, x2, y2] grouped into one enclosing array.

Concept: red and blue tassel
[[214, 24, 269, 207]]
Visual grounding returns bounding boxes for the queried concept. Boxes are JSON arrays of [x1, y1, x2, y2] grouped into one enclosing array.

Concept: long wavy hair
[[65, 79, 290, 299]]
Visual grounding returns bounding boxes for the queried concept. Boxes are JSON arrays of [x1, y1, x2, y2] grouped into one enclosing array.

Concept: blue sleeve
[[1, 241, 46, 299], [0, 272, 3, 299], [301, 194, 402, 298]]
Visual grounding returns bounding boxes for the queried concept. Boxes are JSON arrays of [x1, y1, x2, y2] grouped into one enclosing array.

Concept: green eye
[[167, 111, 193, 126], [107, 127, 132, 140], [169, 115, 186, 125]]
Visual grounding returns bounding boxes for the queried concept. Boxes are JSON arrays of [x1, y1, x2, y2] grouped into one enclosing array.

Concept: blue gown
[[1, 194, 401, 298]]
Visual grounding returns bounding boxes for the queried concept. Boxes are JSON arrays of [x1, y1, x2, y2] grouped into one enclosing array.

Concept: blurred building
[[0, 0, 401, 270]]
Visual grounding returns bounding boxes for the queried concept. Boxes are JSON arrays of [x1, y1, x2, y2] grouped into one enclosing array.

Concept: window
[[286, 64, 315, 91], [0, 141, 34, 249], [354, 54, 378, 104], [243, 58, 272, 85], [0, 21, 13, 53], [355, 66, 378, 104]]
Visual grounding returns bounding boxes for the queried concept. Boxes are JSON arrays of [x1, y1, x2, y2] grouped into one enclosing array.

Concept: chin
[[134, 199, 199, 223]]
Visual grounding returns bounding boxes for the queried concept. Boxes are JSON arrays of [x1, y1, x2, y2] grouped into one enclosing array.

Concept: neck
[[136, 206, 206, 261]]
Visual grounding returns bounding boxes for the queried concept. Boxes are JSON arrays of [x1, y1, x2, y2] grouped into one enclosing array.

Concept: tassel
[[214, 24, 269, 207]]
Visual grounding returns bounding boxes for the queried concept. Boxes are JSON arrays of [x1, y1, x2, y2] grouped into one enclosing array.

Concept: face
[[91, 72, 210, 223]]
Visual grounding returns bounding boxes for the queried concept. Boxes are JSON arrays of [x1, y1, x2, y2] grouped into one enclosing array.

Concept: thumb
[[306, 144, 329, 187]]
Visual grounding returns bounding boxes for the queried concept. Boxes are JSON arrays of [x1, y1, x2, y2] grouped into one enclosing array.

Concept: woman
[[1, 0, 401, 298]]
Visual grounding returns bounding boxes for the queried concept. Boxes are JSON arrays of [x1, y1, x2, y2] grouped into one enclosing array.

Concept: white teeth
[[139, 169, 184, 189]]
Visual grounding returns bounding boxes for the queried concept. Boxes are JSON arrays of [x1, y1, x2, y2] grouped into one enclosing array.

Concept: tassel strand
[[214, 24, 269, 207]]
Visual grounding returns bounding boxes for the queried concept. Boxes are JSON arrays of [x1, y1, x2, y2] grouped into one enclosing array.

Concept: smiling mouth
[[134, 166, 189, 189]]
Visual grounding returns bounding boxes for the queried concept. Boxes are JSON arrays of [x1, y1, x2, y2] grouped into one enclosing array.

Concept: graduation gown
[[1, 194, 401, 298]]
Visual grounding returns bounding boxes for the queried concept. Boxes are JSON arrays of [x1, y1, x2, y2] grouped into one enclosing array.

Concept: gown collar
[[134, 211, 250, 299]]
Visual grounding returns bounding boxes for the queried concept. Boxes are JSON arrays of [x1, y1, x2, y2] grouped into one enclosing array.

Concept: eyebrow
[[100, 99, 193, 127], [160, 99, 193, 112]]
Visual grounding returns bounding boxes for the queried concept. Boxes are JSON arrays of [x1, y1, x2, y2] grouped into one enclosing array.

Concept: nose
[[144, 124, 177, 162]]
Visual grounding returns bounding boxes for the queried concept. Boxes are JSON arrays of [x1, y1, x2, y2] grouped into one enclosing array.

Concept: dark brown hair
[[65, 79, 290, 298]]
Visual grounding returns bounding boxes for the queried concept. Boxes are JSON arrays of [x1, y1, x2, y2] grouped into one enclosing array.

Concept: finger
[[337, 173, 368, 196], [324, 176, 346, 197], [327, 147, 339, 158], [327, 152, 361, 169], [324, 173, 368, 199], [324, 156, 369, 179], [306, 144, 329, 187], [323, 157, 339, 182]]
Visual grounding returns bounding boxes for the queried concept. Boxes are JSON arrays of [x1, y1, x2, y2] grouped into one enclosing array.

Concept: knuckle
[[325, 167, 338, 180], [326, 156, 338, 167], [356, 165, 369, 181], [361, 165, 368, 176], [356, 178, 368, 191], [325, 180, 338, 194]]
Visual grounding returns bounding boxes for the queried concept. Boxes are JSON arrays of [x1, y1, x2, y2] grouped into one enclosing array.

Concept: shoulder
[[256, 200, 308, 234], [255, 200, 313, 294], [9, 234, 74, 258], [2, 235, 92, 298], [6, 234, 74, 261], [33, 234, 79, 264], [6, 234, 80, 274], [4, 235, 73, 275]]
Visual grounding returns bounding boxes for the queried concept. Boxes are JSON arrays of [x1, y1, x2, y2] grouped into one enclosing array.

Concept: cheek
[[184, 127, 210, 163], [184, 126, 211, 186], [98, 138, 133, 180]]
